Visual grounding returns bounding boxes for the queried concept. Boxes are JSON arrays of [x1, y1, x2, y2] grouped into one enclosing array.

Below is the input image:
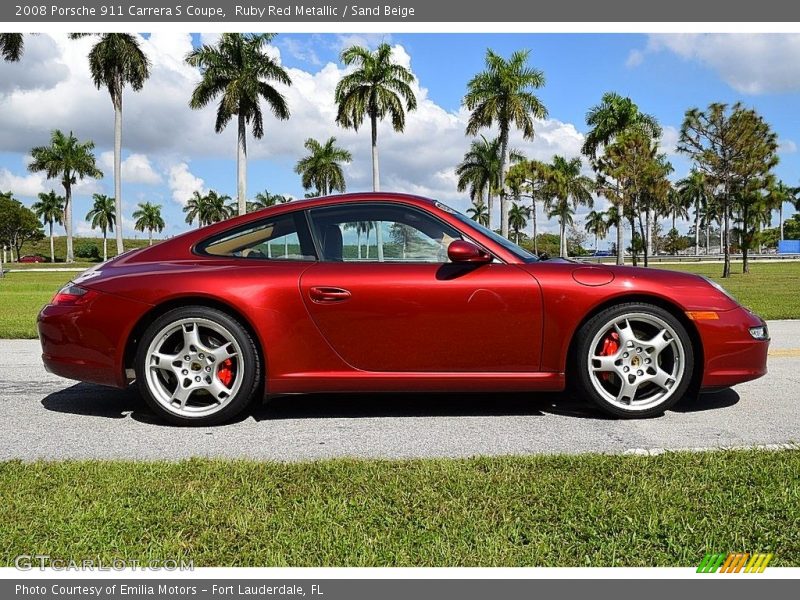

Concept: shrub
[[74, 241, 100, 259]]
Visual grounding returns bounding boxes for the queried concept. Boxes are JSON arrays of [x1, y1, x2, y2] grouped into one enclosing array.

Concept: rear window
[[196, 213, 316, 261]]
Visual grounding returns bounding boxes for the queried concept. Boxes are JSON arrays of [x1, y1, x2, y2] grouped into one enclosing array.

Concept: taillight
[[51, 283, 96, 306]]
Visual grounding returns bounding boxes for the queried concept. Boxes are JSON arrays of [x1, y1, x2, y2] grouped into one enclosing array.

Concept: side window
[[308, 203, 462, 263], [197, 213, 315, 261]]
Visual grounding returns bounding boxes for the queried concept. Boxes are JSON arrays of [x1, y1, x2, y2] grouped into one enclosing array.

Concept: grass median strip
[[1, 450, 798, 566]]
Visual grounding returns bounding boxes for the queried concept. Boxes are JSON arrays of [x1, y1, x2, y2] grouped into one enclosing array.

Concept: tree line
[[1, 33, 799, 276]]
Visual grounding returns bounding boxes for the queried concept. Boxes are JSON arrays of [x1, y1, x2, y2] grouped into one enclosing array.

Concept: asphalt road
[[1, 321, 799, 461]]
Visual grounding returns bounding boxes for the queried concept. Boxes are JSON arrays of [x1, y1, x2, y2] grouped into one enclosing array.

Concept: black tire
[[135, 306, 261, 426], [573, 302, 694, 418]]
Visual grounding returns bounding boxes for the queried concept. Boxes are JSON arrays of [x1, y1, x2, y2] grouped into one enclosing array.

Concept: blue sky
[[1, 32, 798, 248]]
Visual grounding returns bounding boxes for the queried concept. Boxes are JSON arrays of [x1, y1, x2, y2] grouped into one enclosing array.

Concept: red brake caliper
[[599, 332, 620, 381], [217, 359, 234, 387]]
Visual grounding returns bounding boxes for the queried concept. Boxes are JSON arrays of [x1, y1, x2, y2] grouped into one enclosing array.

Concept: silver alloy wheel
[[143, 317, 244, 418], [586, 312, 686, 412]]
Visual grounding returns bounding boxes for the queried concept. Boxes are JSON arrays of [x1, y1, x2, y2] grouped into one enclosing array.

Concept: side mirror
[[447, 240, 493, 264]]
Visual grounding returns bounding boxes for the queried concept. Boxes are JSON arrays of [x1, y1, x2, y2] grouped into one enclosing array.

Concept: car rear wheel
[[135, 306, 260, 426], [575, 303, 694, 418]]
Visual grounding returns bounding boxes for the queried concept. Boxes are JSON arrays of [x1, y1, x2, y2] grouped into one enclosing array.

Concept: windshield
[[450, 209, 538, 262]]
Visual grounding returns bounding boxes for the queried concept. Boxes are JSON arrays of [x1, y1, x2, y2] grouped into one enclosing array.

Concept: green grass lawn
[[0, 272, 73, 339], [1, 450, 797, 566], [1, 262, 798, 339], [12, 235, 156, 263], [657, 262, 800, 320]]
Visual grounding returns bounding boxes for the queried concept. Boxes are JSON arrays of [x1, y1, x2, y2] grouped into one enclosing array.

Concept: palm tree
[[183, 190, 231, 227], [545, 155, 594, 258], [664, 187, 690, 234], [583, 92, 661, 265], [456, 136, 501, 229], [31, 190, 65, 263], [505, 158, 551, 255], [334, 42, 417, 193], [28, 130, 103, 263], [184, 191, 208, 228], [70, 34, 151, 256], [677, 169, 708, 255], [0, 33, 24, 61], [86, 193, 116, 261], [250, 190, 290, 212], [464, 49, 547, 240], [207, 190, 232, 223], [768, 181, 797, 242], [466, 200, 490, 227], [604, 205, 621, 254], [584, 209, 607, 251], [295, 137, 352, 196], [132, 202, 165, 245], [508, 203, 529, 244], [186, 33, 291, 216]]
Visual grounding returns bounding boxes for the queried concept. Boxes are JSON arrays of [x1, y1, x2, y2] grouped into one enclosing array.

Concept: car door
[[299, 202, 543, 373]]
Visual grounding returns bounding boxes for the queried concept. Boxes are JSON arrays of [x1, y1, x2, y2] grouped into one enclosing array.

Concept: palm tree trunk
[[102, 229, 108, 262], [357, 230, 362, 260], [560, 218, 567, 258], [616, 201, 624, 266], [64, 181, 73, 263], [780, 202, 784, 241], [531, 199, 538, 256], [499, 128, 509, 240], [370, 112, 380, 192], [722, 203, 731, 278], [237, 113, 247, 216], [49, 222, 55, 263], [114, 92, 124, 256], [694, 202, 700, 255], [644, 209, 652, 263], [148, 228, 153, 246], [487, 190, 494, 231], [376, 221, 384, 262]]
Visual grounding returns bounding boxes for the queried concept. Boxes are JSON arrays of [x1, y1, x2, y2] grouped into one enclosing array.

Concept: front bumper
[[697, 306, 769, 389]]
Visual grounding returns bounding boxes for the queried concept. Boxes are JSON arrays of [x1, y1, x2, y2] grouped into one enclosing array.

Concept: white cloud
[[633, 34, 800, 94], [779, 138, 797, 154], [0, 169, 47, 197], [0, 34, 69, 94], [0, 33, 588, 229], [334, 33, 393, 52], [660, 125, 680, 156], [99, 152, 162, 185], [168, 162, 205, 205], [625, 49, 644, 68]]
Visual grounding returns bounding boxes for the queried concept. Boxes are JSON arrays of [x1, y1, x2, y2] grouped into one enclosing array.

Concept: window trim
[[193, 211, 318, 262]]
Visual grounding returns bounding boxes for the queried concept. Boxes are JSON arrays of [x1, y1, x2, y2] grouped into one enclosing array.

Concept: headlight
[[749, 325, 769, 340], [701, 276, 739, 305]]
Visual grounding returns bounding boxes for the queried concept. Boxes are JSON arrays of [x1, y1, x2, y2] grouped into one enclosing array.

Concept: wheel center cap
[[630, 355, 641, 367], [190, 362, 202, 371]]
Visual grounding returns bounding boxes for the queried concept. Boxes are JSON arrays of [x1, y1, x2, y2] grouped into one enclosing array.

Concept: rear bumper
[[697, 306, 769, 389], [38, 290, 152, 388]]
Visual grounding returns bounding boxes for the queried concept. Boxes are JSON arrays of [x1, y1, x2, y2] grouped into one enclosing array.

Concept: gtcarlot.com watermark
[[14, 554, 194, 571]]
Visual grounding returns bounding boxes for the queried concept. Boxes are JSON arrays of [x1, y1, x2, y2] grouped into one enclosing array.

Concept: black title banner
[[5, 0, 800, 23]]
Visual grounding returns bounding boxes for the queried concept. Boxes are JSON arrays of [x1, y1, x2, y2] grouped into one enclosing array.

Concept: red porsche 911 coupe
[[38, 193, 769, 425]]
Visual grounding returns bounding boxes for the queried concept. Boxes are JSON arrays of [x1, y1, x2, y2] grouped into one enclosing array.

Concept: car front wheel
[[575, 303, 694, 418], [135, 306, 261, 426]]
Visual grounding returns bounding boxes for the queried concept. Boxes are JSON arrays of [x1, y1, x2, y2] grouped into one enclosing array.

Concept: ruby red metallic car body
[[38, 193, 768, 405]]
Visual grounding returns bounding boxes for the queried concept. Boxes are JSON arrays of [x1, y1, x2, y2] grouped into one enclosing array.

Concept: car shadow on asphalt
[[41, 382, 740, 427]]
